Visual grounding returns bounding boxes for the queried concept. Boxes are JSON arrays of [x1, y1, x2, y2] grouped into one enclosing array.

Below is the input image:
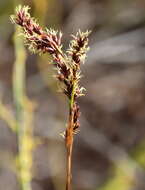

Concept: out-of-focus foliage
[[99, 166, 132, 190], [1, 0, 145, 190], [132, 141, 145, 169]]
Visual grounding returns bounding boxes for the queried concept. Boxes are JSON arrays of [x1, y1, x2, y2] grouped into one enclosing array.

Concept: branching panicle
[[11, 5, 90, 190]]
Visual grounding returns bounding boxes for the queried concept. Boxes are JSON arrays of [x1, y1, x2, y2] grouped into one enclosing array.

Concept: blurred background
[[1, 0, 145, 190]]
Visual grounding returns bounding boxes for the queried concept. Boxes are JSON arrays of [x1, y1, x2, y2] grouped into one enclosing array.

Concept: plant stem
[[66, 81, 76, 190], [13, 26, 32, 190], [66, 111, 74, 190]]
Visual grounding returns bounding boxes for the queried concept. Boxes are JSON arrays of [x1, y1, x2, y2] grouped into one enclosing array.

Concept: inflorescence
[[10, 5, 90, 135]]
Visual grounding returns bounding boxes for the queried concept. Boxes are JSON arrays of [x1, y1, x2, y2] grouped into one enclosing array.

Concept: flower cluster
[[67, 30, 90, 66], [10, 6, 63, 59], [11, 5, 90, 135]]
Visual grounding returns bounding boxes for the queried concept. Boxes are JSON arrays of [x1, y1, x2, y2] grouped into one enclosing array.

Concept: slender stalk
[[66, 80, 76, 190], [66, 113, 74, 190], [13, 26, 32, 190]]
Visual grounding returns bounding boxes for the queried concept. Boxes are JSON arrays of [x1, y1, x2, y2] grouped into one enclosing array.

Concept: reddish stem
[[65, 107, 74, 190]]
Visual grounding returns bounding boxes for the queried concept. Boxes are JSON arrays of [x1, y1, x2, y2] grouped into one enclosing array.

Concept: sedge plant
[[10, 5, 90, 190]]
